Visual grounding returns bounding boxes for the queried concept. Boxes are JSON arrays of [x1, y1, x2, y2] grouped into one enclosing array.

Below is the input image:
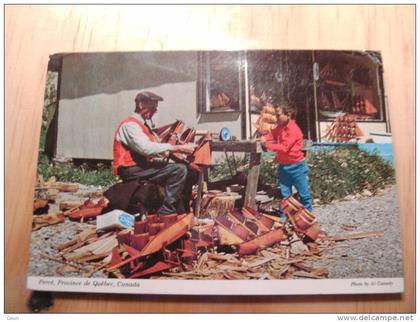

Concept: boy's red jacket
[[263, 119, 305, 165]]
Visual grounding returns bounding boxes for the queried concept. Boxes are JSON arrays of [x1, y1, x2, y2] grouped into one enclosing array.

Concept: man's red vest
[[113, 116, 156, 175]]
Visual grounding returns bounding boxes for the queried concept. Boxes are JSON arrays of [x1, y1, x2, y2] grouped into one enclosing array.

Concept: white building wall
[[56, 52, 242, 160]]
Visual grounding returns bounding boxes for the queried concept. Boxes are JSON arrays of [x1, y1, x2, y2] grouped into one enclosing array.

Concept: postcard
[[27, 50, 403, 295]]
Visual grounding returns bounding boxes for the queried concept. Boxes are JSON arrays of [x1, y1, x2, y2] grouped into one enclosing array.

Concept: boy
[[261, 104, 313, 212]]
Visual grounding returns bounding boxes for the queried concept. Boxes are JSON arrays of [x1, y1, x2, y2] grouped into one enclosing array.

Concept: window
[[315, 51, 385, 122], [198, 52, 244, 113], [247, 51, 314, 139]]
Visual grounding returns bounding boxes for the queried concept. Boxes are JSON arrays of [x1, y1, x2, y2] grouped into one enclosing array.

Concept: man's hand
[[173, 144, 197, 154]]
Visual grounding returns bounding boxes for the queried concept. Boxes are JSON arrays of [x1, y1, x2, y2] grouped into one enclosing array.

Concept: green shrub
[[37, 153, 117, 187], [210, 154, 250, 182], [210, 147, 395, 204], [308, 148, 395, 203], [37, 144, 395, 202]]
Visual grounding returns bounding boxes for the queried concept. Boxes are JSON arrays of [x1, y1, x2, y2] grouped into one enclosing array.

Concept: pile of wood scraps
[[36, 176, 79, 201], [32, 176, 82, 231], [65, 197, 108, 222], [39, 211, 386, 280], [255, 190, 274, 204], [35, 182, 388, 280], [33, 213, 66, 231], [32, 196, 106, 231], [160, 219, 385, 281], [199, 190, 242, 219], [62, 233, 117, 263], [36, 195, 314, 278], [161, 244, 330, 280], [44, 227, 117, 276]]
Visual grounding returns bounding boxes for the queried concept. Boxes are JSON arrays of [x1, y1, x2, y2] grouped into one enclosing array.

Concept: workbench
[[210, 140, 263, 209]]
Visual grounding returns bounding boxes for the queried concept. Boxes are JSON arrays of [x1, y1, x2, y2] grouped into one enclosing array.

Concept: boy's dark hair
[[278, 103, 298, 119]]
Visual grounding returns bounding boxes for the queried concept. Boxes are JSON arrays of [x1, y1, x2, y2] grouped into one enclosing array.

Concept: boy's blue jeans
[[278, 160, 313, 212]]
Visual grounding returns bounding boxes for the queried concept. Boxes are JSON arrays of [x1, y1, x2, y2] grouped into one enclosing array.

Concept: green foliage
[[210, 154, 250, 182], [40, 71, 58, 149], [308, 148, 395, 203], [258, 152, 278, 186], [37, 153, 117, 187], [210, 147, 395, 204]]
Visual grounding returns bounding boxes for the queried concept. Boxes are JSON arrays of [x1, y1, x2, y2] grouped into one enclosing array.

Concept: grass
[[37, 152, 117, 187]]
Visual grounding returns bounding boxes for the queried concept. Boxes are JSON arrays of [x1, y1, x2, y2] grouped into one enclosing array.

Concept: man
[[113, 91, 197, 216]]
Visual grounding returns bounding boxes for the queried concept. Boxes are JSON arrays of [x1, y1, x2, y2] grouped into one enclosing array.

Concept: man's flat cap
[[135, 91, 164, 103]]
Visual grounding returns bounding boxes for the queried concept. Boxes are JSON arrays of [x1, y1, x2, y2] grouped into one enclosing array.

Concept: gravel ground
[[28, 184, 403, 280], [29, 184, 108, 278], [313, 184, 403, 278]]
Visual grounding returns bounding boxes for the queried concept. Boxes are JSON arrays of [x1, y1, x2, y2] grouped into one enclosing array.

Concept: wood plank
[[331, 230, 385, 241], [216, 224, 245, 245], [194, 168, 204, 217], [211, 140, 262, 153], [244, 152, 261, 208], [40, 254, 90, 272], [238, 228, 285, 255]]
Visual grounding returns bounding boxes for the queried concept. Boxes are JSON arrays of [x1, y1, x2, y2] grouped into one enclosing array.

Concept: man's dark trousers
[[118, 162, 197, 215]]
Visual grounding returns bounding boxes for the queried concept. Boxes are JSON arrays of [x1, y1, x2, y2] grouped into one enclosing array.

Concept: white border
[[28, 276, 403, 295]]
